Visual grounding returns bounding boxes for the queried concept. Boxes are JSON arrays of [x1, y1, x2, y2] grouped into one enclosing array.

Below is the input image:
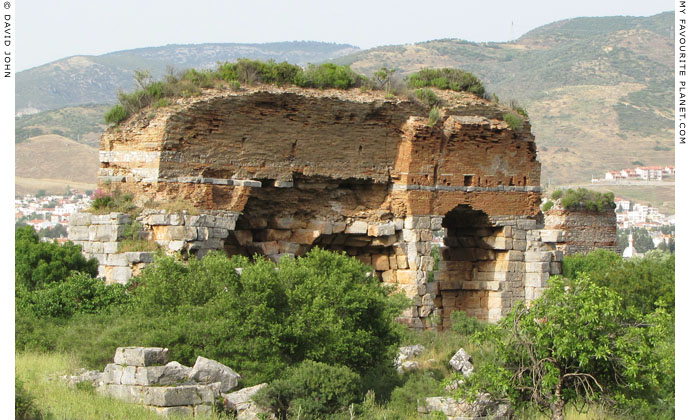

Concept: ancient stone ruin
[[544, 205, 618, 255], [69, 86, 567, 329]]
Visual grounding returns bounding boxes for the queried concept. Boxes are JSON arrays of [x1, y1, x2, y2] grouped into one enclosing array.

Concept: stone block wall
[[544, 207, 618, 255], [68, 210, 239, 284]]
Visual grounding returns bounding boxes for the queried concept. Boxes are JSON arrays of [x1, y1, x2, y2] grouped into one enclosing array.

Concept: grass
[[118, 239, 160, 253], [15, 352, 223, 419]]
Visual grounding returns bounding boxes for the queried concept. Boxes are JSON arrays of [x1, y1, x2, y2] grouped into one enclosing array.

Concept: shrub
[[503, 112, 524, 131], [89, 189, 137, 215], [15, 376, 44, 420], [104, 105, 129, 125], [557, 188, 616, 212], [541, 200, 554, 211], [428, 107, 441, 126], [407, 68, 485, 96], [254, 360, 361, 420], [551, 189, 563, 200], [15, 226, 98, 291], [296, 63, 363, 89], [415, 88, 440, 107], [450, 310, 484, 336]]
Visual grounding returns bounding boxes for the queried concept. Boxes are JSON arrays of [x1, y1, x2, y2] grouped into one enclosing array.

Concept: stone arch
[[434, 204, 521, 328]]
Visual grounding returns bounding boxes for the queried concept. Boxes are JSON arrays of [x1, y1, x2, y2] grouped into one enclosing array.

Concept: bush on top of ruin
[[104, 61, 490, 126], [550, 188, 616, 212]]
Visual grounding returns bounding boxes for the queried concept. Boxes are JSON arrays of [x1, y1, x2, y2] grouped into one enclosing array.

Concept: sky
[[18, 0, 673, 71]]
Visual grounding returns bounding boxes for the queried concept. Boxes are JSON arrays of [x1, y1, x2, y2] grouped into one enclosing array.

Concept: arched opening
[[435, 204, 514, 328]]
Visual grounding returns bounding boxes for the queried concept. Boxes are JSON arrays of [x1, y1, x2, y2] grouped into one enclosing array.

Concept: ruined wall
[[544, 207, 618, 255], [73, 86, 560, 329]]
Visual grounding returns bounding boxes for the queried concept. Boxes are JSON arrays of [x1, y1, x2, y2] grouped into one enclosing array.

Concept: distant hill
[[334, 12, 673, 185], [15, 104, 109, 146], [15, 135, 98, 194], [16, 41, 359, 113]]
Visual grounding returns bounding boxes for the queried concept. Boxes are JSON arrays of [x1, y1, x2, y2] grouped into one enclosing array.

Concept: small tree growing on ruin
[[456, 275, 672, 420]]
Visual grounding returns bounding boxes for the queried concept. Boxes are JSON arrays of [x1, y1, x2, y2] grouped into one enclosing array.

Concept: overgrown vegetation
[[541, 200, 555, 211], [89, 188, 138, 215], [550, 188, 616, 212], [503, 112, 524, 130], [406, 68, 485, 96]]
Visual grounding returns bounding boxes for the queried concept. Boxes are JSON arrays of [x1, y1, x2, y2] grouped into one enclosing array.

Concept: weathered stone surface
[[114, 347, 168, 367], [419, 394, 511, 419], [97, 384, 146, 404], [368, 222, 396, 237], [146, 405, 195, 417], [449, 348, 474, 377], [143, 383, 220, 407], [223, 383, 276, 420], [345, 220, 368, 234], [188, 356, 241, 393]]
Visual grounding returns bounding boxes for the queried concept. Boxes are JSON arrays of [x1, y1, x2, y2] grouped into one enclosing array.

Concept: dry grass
[[15, 176, 96, 196], [15, 134, 99, 184]]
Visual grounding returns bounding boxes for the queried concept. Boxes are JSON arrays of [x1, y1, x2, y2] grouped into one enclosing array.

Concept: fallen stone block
[[449, 348, 474, 377], [114, 347, 168, 367], [143, 383, 220, 407], [188, 356, 241, 393], [223, 383, 275, 420]]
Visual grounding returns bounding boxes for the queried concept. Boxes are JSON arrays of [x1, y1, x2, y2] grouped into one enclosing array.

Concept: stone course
[[544, 206, 617, 255]]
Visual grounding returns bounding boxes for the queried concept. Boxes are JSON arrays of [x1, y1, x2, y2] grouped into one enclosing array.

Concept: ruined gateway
[[70, 86, 566, 330]]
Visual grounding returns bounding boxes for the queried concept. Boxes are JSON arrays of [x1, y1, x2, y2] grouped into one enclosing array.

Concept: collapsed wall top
[[98, 85, 542, 218]]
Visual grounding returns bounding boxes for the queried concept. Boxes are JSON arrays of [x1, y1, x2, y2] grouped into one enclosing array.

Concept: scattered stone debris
[[418, 393, 512, 420], [449, 348, 474, 377], [222, 383, 276, 420], [62, 347, 243, 417], [395, 344, 426, 373]]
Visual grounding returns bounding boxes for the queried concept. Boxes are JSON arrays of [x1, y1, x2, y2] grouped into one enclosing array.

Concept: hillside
[[15, 135, 98, 194], [16, 104, 109, 147], [16, 41, 359, 113], [334, 12, 673, 185]]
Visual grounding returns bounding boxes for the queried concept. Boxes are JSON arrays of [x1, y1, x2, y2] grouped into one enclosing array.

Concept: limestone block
[[475, 249, 495, 260], [98, 265, 106, 278], [513, 229, 526, 240], [419, 256, 435, 271], [512, 239, 527, 251], [439, 280, 462, 291], [332, 221, 347, 233], [68, 226, 89, 241], [474, 271, 515, 282], [97, 384, 145, 404], [269, 216, 302, 230], [355, 254, 371, 266], [525, 251, 552, 262], [90, 214, 112, 225], [367, 222, 396, 237], [290, 229, 320, 245], [89, 225, 119, 242], [402, 229, 418, 242], [148, 214, 170, 225], [168, 241, 185, 252], [260, 229, 292, 242], [194, 404, 214, 417], [427, 281, 439, 295], [278, 241, 300, 254], [396, 255, 409, 269], [103, 363, 124, 385], [388, 255, 398, 270], [525, 272, 550, 287], [144, 383, 220, 406], [134, 362, 192, 386], [189, 356, 240, 393], [540, 229, 563, 243], [372, 254, 390, 271], [345, 220, 368, 234], [449, 348, 474, 377], [517, 219, 537, 230], [106, 253, 129, 267], [550, 262, 562, 275], [120, 365, 138, 385], [254, 241, 280, 255], [462, 281, 500, 291], [147, 405, 194, 417], [103, 241, 119, 254], [437, 260, 473, 271], [371, 235, 397, 247], [306, 220, 333, 235], [419, 305, 434, 317], [234, 230, 253, 246], [419, 230, 434, 242], [430, 216, 443, 230], [345, 237, 371, 247], [69, 213, 92, 226], [381, 270, 396, 283], [482, 236, 512, 250], [114, 347, 168, 367], [111, 267, 132, 285], [526, 262, 550, 273], [553, 250, 564, 262], [404, 216, 431, 229], [396, 270, 418, 285], [394, 218, 404, 231]]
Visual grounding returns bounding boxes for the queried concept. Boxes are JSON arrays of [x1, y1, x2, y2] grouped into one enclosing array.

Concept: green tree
[[15, 226, 98, 291], [461, 275, 672, 420]]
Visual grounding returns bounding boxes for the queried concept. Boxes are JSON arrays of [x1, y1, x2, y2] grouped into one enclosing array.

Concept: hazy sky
[[19, 1, 673, 71]]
